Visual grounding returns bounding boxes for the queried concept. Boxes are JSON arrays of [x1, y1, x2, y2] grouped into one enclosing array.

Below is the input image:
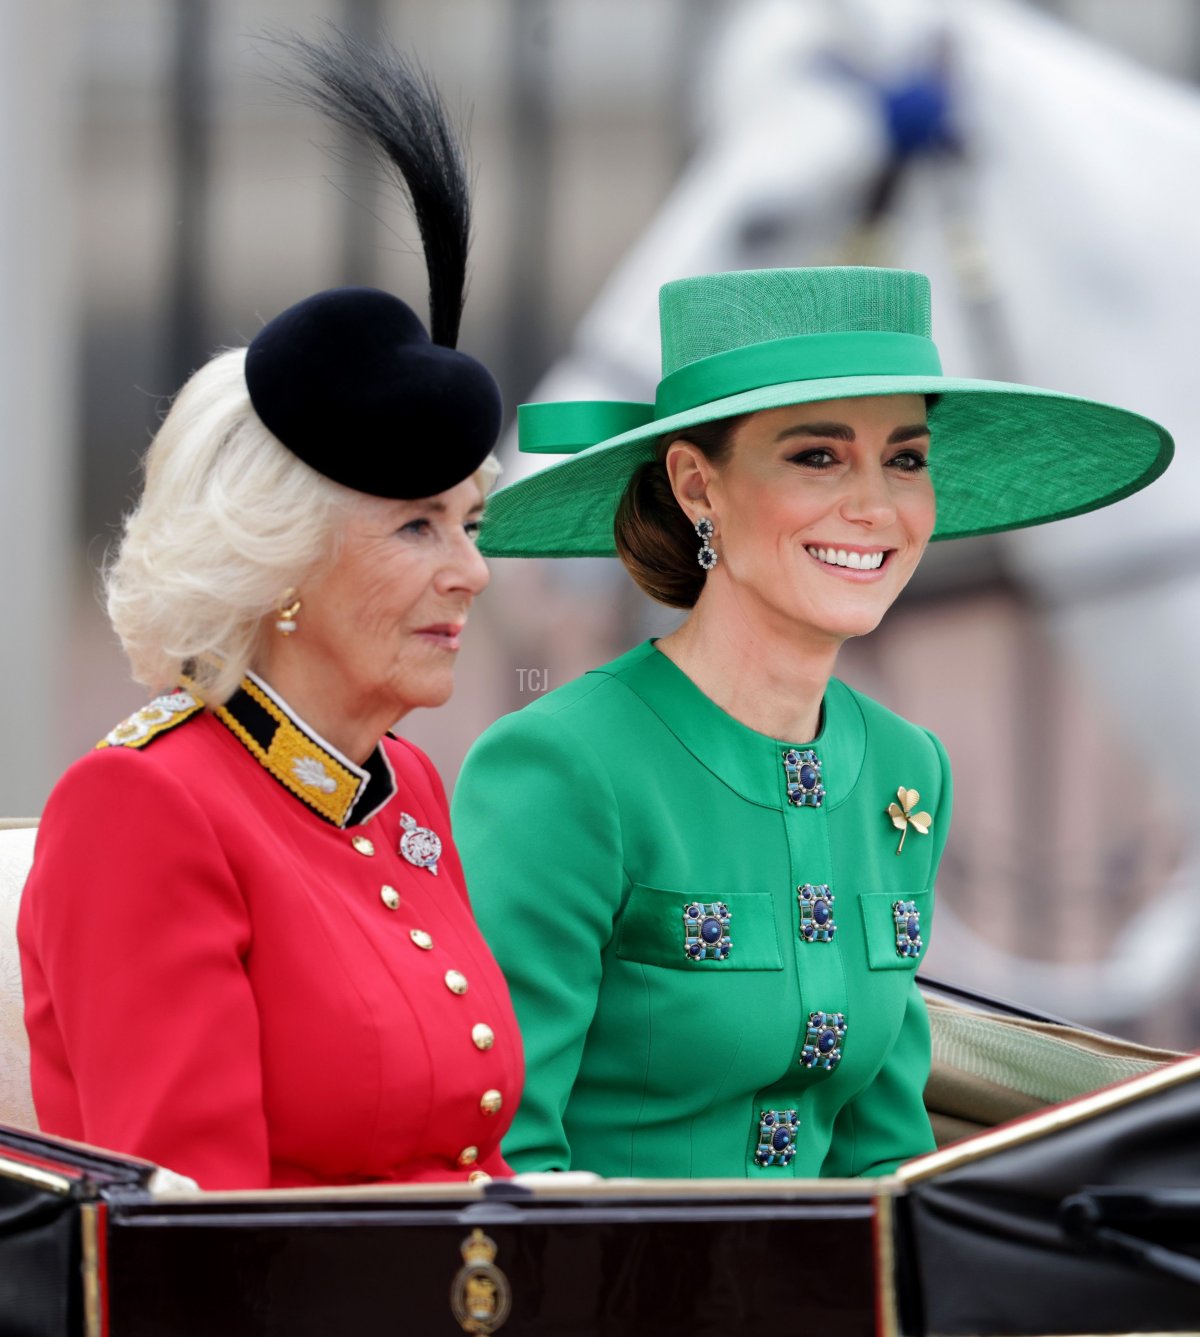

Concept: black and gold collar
[[215, 673, 397, 828]]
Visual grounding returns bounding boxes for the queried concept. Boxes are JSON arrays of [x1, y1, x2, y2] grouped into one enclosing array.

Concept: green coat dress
[[452, 640, 952, 1179]]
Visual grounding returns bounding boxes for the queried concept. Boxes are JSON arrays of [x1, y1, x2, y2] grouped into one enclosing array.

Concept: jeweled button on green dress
[[452, 641, 952, 1178]]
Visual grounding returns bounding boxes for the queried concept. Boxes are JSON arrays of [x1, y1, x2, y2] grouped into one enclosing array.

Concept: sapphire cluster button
[[797, 883, 836, 943], [799, 1011, 847, 1070], [683, 901, 732, 961], [892, 900, 923, 958], [782, 748, 824, 808], [754, 1109, 799, 1167]]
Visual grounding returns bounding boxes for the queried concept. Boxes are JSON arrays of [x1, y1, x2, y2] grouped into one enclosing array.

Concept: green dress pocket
[[615, 883, 783, 971], [859, 888, 932, 971]]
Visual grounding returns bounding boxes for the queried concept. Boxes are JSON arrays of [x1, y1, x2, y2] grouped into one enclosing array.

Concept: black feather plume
[[282, 28, 473, 348]]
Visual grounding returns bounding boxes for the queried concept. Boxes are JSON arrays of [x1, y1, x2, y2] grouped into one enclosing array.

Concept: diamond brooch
[[399, 811, 442, 876]]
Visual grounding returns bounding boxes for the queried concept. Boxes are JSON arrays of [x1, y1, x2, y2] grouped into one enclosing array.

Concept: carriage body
[[2, 979, 1197, 1337]]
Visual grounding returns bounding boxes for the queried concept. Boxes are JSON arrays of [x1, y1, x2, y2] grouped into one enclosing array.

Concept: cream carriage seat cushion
[[0, 820, 37, 1129]]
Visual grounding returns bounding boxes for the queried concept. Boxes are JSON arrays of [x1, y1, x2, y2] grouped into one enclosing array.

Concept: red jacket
[[18, 679, 523, 1190]]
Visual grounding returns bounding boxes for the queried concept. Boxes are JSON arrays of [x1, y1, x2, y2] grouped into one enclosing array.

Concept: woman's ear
[[664, 440, 715, 525]]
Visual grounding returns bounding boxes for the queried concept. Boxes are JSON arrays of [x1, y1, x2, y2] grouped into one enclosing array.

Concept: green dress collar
[[591, 640, 866, 812]]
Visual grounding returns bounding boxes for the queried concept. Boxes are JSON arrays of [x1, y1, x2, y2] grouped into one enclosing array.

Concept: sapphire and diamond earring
[[695, 516, 718, 570]]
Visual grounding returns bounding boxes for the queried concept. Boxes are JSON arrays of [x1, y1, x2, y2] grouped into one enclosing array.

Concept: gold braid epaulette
[[96, 691, 205, 750]]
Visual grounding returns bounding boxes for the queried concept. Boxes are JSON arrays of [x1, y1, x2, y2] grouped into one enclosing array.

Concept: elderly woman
[[451, 265, 1172, 1179], [18, 44, 521, 1190]]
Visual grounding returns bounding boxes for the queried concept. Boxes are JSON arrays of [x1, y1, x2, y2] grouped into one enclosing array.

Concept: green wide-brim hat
[[479, 266, 1172, 557]]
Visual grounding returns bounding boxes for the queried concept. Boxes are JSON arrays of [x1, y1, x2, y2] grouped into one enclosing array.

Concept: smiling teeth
[[806, 546, 885, 571]]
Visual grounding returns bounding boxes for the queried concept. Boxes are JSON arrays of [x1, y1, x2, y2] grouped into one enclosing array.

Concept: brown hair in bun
[[613, 414, 746, 608]]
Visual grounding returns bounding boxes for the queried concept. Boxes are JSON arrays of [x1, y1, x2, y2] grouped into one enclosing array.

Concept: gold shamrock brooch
[[887, 788, 932, 855]]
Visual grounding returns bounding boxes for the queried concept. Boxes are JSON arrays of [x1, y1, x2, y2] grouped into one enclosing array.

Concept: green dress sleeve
[[824, 727, 954, 1177], [452, 704, 626, 1172]]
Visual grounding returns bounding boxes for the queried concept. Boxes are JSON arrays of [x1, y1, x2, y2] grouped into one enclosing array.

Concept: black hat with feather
[[244, 33, 501, 499]]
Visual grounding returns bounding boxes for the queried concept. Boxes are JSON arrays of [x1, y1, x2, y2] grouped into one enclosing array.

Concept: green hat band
[[518, 330, 942, 456], [655, 330, 941, 418]]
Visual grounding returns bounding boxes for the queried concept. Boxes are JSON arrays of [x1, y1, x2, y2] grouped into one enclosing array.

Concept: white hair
[[105, 348, 355, 705], [106, 347, 503, 707]]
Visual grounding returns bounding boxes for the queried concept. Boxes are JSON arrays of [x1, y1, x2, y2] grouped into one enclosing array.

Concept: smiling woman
[[16, 35, 523, 1191], [451, 264, 1173, 1181], [653, 396, 936, 730]]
